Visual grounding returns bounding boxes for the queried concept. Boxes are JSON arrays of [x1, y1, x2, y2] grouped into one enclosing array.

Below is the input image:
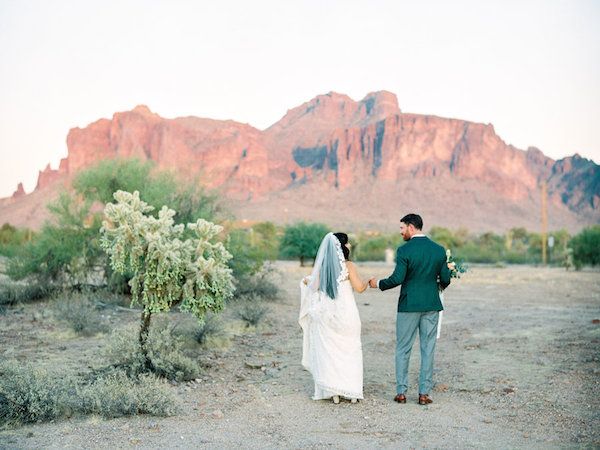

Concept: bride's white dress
[[299, 275, 364, 400]]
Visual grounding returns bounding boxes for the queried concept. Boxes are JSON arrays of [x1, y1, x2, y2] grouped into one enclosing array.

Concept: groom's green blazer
[[379, 236, 451, 312]]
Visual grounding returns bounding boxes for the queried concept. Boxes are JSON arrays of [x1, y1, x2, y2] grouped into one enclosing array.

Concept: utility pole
[[541, 181, 548, 265]]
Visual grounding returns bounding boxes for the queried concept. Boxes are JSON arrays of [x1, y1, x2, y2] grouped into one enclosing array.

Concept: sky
[[0, 0, 599, 198]]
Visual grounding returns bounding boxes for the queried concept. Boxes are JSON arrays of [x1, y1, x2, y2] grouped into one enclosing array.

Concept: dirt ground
[[1, 262, 599, 449]]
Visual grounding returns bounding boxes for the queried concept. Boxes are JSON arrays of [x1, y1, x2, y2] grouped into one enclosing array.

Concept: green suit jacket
[[379, 236, 451, 312]]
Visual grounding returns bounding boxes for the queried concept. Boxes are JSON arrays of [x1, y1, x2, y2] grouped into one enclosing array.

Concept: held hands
[[447, 262, 456, 270], [368, 277, 378, 289]]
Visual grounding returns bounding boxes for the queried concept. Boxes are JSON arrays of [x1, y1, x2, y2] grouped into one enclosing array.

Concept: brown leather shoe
[[418, 394, 433, 405], [394, 393, 406, 403]]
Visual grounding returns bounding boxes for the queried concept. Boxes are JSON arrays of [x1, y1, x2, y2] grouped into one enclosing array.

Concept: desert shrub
[[279, 222, 330, 266], [0, 360, 77, 427], [79, 372, 178, 418], [51, 291, 109, 336], [235, 295, 269, 327], [0, 282, 54, 307], [105, 322, 201, 382], [191, 313, 226, 345], [570, 225, 600, 268], [0, 361, 177, 428], [234, 263, 280, 302]]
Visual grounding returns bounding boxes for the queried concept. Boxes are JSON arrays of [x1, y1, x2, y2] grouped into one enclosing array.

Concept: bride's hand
[[302, 277, 309, 285]]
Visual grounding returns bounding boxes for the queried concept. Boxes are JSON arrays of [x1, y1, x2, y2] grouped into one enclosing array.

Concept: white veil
[[299, 232, 351, 372], [306, 232, 349, 300]]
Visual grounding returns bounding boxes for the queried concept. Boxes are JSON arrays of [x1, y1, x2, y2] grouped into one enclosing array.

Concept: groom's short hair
[[401, 213, 423, 230]]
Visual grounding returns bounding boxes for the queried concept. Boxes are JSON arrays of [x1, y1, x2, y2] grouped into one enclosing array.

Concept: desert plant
[[0, 282, 54, 307], [7, 192, 103, 285], [279, 222, 330, 266], [570, 225, 600, 268], [191, 312, 226, 345], [0, 361, 177, 428], [100, 190, 235, 374], [0, 224, 34, 257], [105, 323, 201, 382], [226, 228, 268, 278], [7, 158, 221, 290], [0, 360, 77, 427], [234, 263, 280, 302], [235, 295, 269, 327], [51, 291, 109, 336], [79, 372, 178, 418]]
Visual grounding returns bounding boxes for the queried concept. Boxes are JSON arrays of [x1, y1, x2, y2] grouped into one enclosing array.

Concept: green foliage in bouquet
[[445, 249, 468, 278], [100, 190, 235, 372]]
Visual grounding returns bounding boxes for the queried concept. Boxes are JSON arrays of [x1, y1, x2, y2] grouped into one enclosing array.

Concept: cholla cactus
[[100, 191, 235, 371]]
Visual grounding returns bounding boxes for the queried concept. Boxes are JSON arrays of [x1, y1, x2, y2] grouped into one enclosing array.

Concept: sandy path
[[1, 263, 599, 449]]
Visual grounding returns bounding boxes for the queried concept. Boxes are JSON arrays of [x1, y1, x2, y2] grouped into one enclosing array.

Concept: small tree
[[100, 190, 235, 372], [279, 222, 329, 266]]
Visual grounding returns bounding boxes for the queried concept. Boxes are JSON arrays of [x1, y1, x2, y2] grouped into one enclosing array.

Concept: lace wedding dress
[[299, 233, 363, 401]]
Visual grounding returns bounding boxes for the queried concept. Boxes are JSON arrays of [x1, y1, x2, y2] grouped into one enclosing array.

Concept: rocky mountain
[[1, 91, 598, 232]]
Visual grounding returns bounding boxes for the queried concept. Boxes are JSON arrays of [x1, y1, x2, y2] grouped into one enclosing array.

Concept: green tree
[[8, 158, 221, 288], [570, 225, 600, 268], [279, 222, 329, 266], [251, 222, 280, 261], [8, 193, 102, 284], [100, 190, 235, 372]]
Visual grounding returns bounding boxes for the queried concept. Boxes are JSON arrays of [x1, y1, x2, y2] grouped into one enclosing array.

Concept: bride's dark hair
[[334, 232, 350, 261]]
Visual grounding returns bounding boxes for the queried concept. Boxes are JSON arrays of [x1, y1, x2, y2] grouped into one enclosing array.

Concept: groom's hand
[[368, 278, 378, 289]]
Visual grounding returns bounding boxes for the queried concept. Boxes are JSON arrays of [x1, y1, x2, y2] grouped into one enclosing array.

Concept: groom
[[369, 213, 451, 405]]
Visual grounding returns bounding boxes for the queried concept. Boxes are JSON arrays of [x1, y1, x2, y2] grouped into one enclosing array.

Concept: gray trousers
[[395, 311, 439, 395]]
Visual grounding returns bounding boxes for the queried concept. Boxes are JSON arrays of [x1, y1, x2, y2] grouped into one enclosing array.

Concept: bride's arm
[[347, 261, 368, 293]]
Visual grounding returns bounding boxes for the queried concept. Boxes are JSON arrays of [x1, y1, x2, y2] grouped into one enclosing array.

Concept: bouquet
[[446, 249, 467, 279], [437, 249, 467, 340]]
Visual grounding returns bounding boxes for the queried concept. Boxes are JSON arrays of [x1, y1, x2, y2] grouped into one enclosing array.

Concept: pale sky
[[1, 0, 599, 198]]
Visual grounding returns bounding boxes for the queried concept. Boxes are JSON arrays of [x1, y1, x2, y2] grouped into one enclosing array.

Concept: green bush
[[570, 225, 600, 268], [105, 322, 201, 382], [250, 222, 280, 261], [279, 222, 329, 266], [227, 228, 268, 279], [7, 192, 103, 284]]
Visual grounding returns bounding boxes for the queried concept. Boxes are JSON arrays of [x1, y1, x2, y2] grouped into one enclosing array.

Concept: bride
[[299, 232, 368, 404]]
